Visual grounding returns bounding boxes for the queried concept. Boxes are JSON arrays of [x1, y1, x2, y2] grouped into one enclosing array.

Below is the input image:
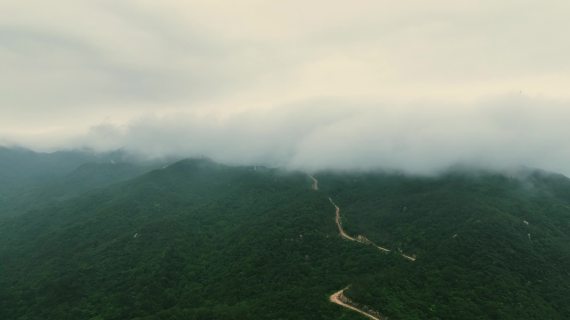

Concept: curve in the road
[[330, 287, 383, 320], [309, 175, 417, 319], [329, 197, 392, 254]]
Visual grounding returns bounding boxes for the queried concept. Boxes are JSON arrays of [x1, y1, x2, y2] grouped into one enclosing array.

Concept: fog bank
[[4, 96, 568, 176], [2, 1, 570, 175]]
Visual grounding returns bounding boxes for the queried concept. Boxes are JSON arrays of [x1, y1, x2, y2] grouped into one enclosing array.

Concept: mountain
[[0, 146, 120, 189], [0, 147, 161, 217], [319, 170, 570, 319], [0, 159, 359, 319], [0, 154, 569, 319]]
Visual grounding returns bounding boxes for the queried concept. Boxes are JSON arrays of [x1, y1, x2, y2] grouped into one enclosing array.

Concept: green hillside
[[0, 147, 109, 192], [319, 170, 570, 319], [0, 148, 159, 217], [0, 159, 376, 319], [0, 157, 569, 319]]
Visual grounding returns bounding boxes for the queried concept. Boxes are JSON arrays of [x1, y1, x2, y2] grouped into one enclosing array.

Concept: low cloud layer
[[2, 1, 570, 175], [8, 95, 565, 176]]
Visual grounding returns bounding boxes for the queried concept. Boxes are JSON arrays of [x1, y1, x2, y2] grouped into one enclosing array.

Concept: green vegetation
[[319, 170, 570, 319], [0, 148, 158, 217], [0, 150, 569, 319]]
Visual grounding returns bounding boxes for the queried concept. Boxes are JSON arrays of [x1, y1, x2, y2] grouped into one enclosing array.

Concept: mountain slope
[[0, 148, 159, 217], [0, 159, 569, 319], [0, 160, 380, 320], [319, 170, 570, 319]]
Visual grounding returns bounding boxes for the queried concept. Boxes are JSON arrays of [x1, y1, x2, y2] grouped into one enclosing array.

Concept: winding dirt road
[[329, 197, 357, 242], [310, 176, 415, 261], [309, 175, 417, 319], [329, 197, 392, 253], [330, 287, 383, 320]]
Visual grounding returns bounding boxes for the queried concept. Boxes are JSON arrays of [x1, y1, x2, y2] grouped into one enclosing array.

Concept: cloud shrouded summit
[[1, 1, 570, 175]]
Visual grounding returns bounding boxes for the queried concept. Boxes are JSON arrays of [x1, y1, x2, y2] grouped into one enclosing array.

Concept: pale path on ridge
[[330, 288, 383, 320], [309, 175, 385, 319], [330, 197, 356, 241], [309, 175, 319, 191]]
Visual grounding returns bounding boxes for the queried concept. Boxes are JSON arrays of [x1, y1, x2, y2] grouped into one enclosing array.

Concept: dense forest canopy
[[0, 148, 569, 319]]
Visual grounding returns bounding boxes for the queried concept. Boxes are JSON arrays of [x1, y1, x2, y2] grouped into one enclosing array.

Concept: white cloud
[[21, 96, 561, 176], [1, 1, 570, 174]]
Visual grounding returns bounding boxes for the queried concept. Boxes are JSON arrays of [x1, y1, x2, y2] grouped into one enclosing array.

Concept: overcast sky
[[1, 0, 570, 174]]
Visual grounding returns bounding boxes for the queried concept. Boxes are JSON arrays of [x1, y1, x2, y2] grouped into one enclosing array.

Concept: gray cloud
[[1, 1, 570, 175], [41, 96, 567, 176]]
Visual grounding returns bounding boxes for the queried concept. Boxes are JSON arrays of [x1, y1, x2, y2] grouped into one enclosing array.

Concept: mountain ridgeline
[[0, 148, 569, 319]]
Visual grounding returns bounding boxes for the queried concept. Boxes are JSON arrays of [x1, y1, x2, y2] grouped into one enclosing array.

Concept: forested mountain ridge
[[0, 152, 569, 319], [0, 159, 369, 319], [0, 147, 117, 190], [0, 147, 160, 217], [318, 170, 570, 319]]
